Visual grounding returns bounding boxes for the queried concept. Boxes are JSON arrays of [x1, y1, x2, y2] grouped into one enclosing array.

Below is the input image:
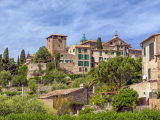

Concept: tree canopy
[[33, 46, 51, 63], [0, 70, 11, 87], [111, 88, 139, 110], [94, 37, 103, 49], [93, 56, 135, 90]]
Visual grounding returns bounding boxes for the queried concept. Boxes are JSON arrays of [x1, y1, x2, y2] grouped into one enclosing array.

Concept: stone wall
[[149, 98, 160, 109]]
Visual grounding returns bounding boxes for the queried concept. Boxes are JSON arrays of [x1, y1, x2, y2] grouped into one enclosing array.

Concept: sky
[[0, 0, 160, 61]]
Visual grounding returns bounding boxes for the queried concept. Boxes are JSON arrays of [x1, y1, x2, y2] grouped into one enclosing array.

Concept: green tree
[[17, 75, 27, 86], [116, 46, 120, 57], [70, 78, 89, 89], [93, 56, 135, 89], [20, 49, 26, 65], [89, 93, 109, 107], [28, 79, 37, 93], [52, 69, 66, 82], [0, 70, 11, 87], [18, 65, 28, 76], [53, 95, 73, 116], [33, 46, 51, 63], [51, 83, 68, 91], [17, 55, 20, 69], [94, 37, 103, 49], [78, 107, 94, 116], [111, 88, 139, 111]]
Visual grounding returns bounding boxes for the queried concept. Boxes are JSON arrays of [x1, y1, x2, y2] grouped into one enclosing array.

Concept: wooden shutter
[[122, 52, 123, 55], [100, 51, 102, 56], [149, 43, 154, 60], [78, 54, 79, 60], [102, 57, 103, 62], [93, 57, 95, 62], [87, 61, 89, 66], [82, 54, 83, 60], [99, 57, 100, 62], [82, 61, 83, 66], [78, 48, 80, 53], [86, 49, 87, 52], [144, 48, 146, 56], [148, 68, 151, 80], [78, 61, 80, 66], [87, 55, 89, 60]]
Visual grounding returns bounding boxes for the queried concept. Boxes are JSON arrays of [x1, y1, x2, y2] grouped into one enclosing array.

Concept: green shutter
[[78, 48, 80, 53], [87, 55, 89, 60], [78, 54, 79, 60], [82, 54, 83, 60], [122, 52, 123, 55], [82, 61, 83, 66], [99, 57, 100, 62], [100, 51, 102, 56], [62, 60, 64, 63], [102, 57, 103, 62], [93, 57, 95, 62], [87, 61, 89, 66], [70, 60, 71, 63], [84, 61, 85, 66], [78, 61, 80, 66], [113, 52, 114, 55], [148, 68, 151, 80], [86, 49, 87, 52]]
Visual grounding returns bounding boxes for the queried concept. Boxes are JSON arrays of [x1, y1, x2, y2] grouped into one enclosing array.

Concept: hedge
[[42, 75, 55, 84], [1, 109, 160, 119], [17, 87, 22, 91], [5, 92, 22, 96], [26, 91, 34, 95], [68, 74, 82, 80]]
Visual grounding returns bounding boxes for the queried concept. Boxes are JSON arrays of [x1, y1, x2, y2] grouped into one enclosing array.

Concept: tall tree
[[20, 49, 26, 65], [33, 46, 51, 63], [17, 56, 20, 68], [94, 37, 103, 49], [93, 56, 135, 89]]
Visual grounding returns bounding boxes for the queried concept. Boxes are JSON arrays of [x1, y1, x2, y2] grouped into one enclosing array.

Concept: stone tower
[[46, 34, 68, 55], [80, 32, 88, 44]]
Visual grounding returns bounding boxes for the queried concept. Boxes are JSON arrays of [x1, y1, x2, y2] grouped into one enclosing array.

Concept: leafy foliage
[[78, 107, 94, 116], [33, 46, 51, 63], [111, 88, 139, 110], [17, 87, 22, 91], [53, 95, 73, 116], [42, 75, 54, 85], [68, 74, 82, 80], [94, 37, 103, 49], [0, 94, 56, 116], [93, 56, 135, 89], [89, 93, 109, 107], [52, 69, 66, 83], [20, 49, 26, 65], [70, 78, 89, 89], [51, 83, 68, 91], [28, 79, 37, 93], [18, 65, 28, 76], [54, 53, 60, 63], [0, 70, 11, 87]]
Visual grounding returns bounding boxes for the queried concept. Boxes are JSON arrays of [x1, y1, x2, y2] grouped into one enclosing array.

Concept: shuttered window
[[73, 49, 75, 52], [149, 43, 154, 60], [78, 61, 83, 66], [84, 49, 87, 52], [144, 48, 146, 56], [100, 51, 102, 56], [79, 67, 81, 72], [148, 68, 151, 80], [87, 61, 89, 66], [85, 68, 87, 72], [91, 51, 93, 54], [78, 48, 81, 53]]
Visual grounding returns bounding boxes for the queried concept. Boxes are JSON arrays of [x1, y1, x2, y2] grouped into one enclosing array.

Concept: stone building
[[46, 32, 142, 74], [39, 84, 94, 113]]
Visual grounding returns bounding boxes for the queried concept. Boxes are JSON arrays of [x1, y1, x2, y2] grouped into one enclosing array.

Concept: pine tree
[[20, 49, 26, 65], [94, 37, 103, 49], [17, 56, 20, 68]]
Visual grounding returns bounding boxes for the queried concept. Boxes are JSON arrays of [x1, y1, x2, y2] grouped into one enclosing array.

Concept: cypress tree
[[94, 37, 103, 49], [20, 49, 26, 65], [17, 55, 20, 68]]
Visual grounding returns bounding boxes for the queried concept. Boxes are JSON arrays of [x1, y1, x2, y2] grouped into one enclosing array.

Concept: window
[[91, 51, 93, 54], [84, 49, 87, 52], [65, 55, 67, 57], [99, 57, 103, 62], [149, 43, 154, 60], [91, 57, 95, 62], [73, 49, 75, 52], [148, 68, 151, 80], [58, 45, 60, 47], [65, 60, 68, 63], [78, 48, 81, 53], [119, 51, 123, 55], [61, 54, 63, 57], [85, 68, 87, 72], [78, 54, 83, 60], [110, 42, 112, 45], [84, 54, 89, 60], [139, 51, 142, 53], [111, 52, 114, 55], [121, 46, 123, 48], [79, 67, 82, 72], [72, 60, 74, 62], [144, 48, 146, 56], [105, 51, 108, 54], [100, 51, 102, 56], [84, 61, 87, 66], [78, 61, 83, 66], [70, 51, 71, 53], [132, 51, 135, 54], [49, 39, 50, 42]]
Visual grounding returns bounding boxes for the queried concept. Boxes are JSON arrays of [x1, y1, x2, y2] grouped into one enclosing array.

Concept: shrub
[[111, 88, 139, 111], [51, 83, 68, 91], [5, 92, 17, 96], [70, 78, 89, 89], [157, 91, 160, 99], [18, 65, 28, 76], [78, 107, 94, 116], [0, 94, 56, 116], [68, 74, 82, 80], [17, 87, 22, 91], [27, 91, 34, 95], [42, 75, 55, 85], [40, 90, 48, 94], [28, 79, 37, 93], [0, 92, 4, 95], [0, 87, 1, 92], [17, 92, 22, 95]]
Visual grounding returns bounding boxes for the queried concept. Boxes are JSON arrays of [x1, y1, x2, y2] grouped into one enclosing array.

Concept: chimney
[[80, 84, 85, 88], [93, 86, 96, 94]]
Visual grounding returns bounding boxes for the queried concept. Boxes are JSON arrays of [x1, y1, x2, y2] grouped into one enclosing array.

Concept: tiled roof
[[129, 49, 142, 51], [75, 45, 90, 48], [46, 34, 68, 39], [39, 88, 83, 98], [140, 33, 160, 44], [81, 39, 96, 45]]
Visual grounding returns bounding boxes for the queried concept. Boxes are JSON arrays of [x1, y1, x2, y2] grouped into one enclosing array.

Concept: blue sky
[[0, 0, 160, 61]]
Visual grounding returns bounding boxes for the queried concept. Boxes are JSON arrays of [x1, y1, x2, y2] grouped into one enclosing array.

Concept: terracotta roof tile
[[75, 45, 90, 48], [39, 88, 83, 98]]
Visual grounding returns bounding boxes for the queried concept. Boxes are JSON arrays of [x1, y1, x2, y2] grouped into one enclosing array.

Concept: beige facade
[[140, 33, 160, 89], [129, 49, 142, 59]]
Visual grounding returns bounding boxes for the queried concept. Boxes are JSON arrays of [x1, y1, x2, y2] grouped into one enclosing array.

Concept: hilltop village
[[0, 32, 160, 117]]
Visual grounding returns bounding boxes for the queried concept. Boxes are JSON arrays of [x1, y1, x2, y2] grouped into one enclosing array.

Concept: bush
[[27, 91, 34, 95], [78, 107, 94, 116], [0, 92, 4, 95], [51, 83, 68, 91], [70, 78, 89, 89], [157, 91, 160, 99], [68, 74, 82, 80], [18, 65, 28, 76], [28, 79, 37, 92], [0, 87, 1, 92], [0, 94, 56, 116], [111, 88, 139, 111], [40, 90, 48, 94], [17, 92, 22, 95], [17, 87, 22, 91], [5, 92, 17, 96], [42, 75, 55, 85]]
